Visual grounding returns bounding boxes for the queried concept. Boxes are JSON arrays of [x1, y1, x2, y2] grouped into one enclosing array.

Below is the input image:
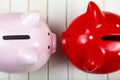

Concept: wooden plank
[[0, 0, 10, 13], [67, 0, 85, 26], [29, 0, 48, 80], [104, 0, 120, 80], [10, 73, 28, 80], [0, 0, 10, 80], [69, 63, 87, 80], [104, 0, 120, 15], [108, 71, 120, 80], [29, 0, 47, 21], [48, 0, 68, 80], [0, 72, 9, 80], [10, 0, 28, 12], [29, 65, 48, 80], [9, 0, 28, 80], [88, 74, 107, 80]]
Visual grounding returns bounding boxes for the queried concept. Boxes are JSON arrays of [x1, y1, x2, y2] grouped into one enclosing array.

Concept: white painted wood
[[29, 66, 48, 80], [48, 0, 68, 80], [108, 71, 120, 80], [0, 0, 119, 80], [67, 0, 86, 26], [104, 0, 120, 15], [10, 73, 28, 80], [69, 63, 87, 80], [0, 0, 10, 13], [0, 0, 10, 80], [29, 0, 47, 21], [29, 0, 48, 80], [0, 72, 9, 80], [9, 0, 29, 80], [10, 0, 28, 12], [88, 74, 107, 80]]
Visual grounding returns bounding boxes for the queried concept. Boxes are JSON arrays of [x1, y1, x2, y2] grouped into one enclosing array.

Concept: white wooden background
[[0, 0, 120, 80]]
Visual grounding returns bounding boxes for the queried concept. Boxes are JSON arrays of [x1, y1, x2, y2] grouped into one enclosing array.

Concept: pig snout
[[51, 33, 56, 54]]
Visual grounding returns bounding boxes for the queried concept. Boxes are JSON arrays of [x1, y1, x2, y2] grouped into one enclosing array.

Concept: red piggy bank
[[62, 1, 120, 74]]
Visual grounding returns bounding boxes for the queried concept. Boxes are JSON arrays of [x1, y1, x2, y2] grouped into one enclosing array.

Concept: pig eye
[[48, 32, 50, 36], [48, 45, 50, 49], [67, 35, 69, 38], [3, 35, 30, 40], [67, 45, 69, 48]]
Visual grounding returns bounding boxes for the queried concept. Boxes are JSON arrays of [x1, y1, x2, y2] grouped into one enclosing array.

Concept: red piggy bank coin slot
[[101, 35, 120, 41], [3, 35, 30, 40]]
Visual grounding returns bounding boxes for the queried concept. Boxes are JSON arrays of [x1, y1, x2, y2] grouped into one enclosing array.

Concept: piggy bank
[[0, 12, 56, 73], [62, 1, 120, 74]]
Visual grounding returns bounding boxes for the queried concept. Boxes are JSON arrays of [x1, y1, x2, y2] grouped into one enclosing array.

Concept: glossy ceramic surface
[[62, 1, 120, 74], [0, 12, 56, 73]]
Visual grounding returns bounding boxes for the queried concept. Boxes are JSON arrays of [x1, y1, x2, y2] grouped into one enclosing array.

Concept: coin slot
[[101, 35, 120, 41], [3, 35, 30, 40]]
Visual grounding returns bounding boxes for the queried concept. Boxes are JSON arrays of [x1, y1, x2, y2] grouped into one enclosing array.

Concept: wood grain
[[48, 0, 68, 80]]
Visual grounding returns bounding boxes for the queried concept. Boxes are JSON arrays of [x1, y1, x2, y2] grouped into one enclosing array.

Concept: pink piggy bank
[[0, 12, 56, 73]]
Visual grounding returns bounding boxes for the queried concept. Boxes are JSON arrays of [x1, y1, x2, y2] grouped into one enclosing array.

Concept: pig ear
[[86, 1, 105, 26], [21, 11, 40, 27]]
